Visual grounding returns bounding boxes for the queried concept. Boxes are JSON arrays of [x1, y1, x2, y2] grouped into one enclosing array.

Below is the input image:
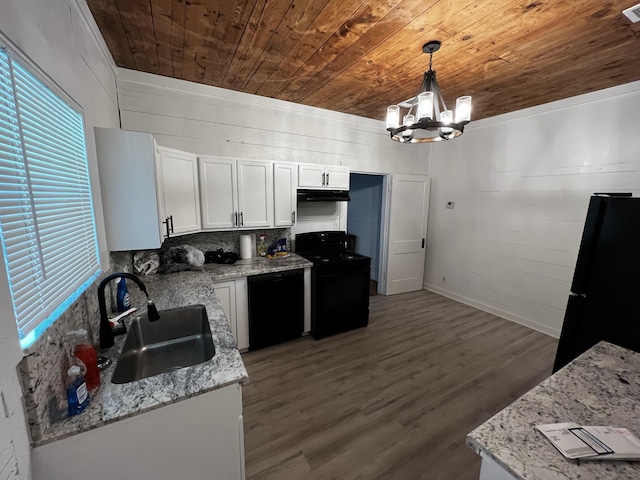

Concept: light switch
[[446, 201, 455, 209]]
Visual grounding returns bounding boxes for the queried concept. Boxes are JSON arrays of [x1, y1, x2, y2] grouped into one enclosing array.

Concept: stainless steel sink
[[111, 304, 215, 384]]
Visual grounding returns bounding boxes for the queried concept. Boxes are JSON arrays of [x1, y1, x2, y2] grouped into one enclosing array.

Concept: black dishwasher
[[248, 269, 304, 350]]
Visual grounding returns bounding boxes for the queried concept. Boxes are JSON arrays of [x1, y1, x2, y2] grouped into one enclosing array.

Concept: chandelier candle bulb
[[455, 96, 472, 123], [417, 91, 433, 120], [440, 110, 453, 134], [386, 105, 400, 129], [402, 114, 415, 139]]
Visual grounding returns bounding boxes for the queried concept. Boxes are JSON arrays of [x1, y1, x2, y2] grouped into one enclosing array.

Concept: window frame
[[0, 42, 102, 350]]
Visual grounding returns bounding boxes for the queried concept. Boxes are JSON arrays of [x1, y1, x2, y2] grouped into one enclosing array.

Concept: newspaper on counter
[[536, 422, 640, 460]]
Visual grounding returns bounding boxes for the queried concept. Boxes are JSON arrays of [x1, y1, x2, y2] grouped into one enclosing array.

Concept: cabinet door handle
[[169, 215, 174, 234], [422, 238, 425, 248], [233, 212, 238, 227], [322, 172, 325, 186], [326, 172, 329, 186], [292, 211, 296, 225], [163, 217, 171, 239], [240, 211, 244, 226]]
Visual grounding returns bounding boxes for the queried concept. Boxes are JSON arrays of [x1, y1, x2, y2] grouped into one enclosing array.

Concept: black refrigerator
[[553, 193, 640, 372]]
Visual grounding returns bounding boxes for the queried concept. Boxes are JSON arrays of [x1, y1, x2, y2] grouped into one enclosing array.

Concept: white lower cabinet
[[214, 278, 249, 351], [32, 384, 245, 480]]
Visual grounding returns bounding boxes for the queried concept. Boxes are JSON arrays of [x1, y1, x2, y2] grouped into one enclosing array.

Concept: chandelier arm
[[431, 75, 448, 115], [409, 72, 430, 116]]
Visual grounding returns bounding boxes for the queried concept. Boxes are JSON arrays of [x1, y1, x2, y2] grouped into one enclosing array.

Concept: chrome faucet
[[98, 272, 160, 349]]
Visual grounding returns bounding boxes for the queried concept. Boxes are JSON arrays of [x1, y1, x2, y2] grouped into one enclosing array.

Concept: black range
[[295, 231, 371, 339]]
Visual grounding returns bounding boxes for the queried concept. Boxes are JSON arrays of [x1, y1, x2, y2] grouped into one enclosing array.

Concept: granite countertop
[[204, 252, 312, 280], [33, 271, 249, 448], [467, 341, 640, 479]]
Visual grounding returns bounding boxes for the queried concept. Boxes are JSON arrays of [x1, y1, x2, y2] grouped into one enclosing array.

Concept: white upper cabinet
[[199, 156, 273, 230], [237, 160, 274, 228], [95, 128, 201, 251], [156, 146, 201, 236], [298, 164, 349, 190], [273, 163, 297, 227], [199, 158, 238, 230], [324, 165, 350, 190]]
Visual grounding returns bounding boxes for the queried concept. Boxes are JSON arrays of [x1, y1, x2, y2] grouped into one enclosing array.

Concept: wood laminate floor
[[241, 289, 558, 480]]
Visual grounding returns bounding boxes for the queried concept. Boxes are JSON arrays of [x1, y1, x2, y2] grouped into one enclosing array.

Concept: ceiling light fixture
[[386, 40, 471, 143]]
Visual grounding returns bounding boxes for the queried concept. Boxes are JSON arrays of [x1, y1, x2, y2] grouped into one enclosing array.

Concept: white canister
[[239, 234, 252, 259]]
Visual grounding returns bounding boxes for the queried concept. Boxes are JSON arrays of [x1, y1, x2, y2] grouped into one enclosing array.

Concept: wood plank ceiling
[[87, 0, 640, 122]]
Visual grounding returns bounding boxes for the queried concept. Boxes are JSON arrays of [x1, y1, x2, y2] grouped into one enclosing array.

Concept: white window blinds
[[0, 48, 100, 349]]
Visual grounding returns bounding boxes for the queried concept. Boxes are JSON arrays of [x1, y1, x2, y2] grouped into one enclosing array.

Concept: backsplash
[[160, 228, 290, 257], [18, 228, 289, 443], [18, 275, 103, 442]]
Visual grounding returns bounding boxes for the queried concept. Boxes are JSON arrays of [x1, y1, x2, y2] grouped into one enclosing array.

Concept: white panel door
[[298, 164, 325, 189], [157, 147, 201, 235], [237, 160, 273, 228], [325, 165, 350, 189], [274, 163, 297, 227], [199, 157, 237, 230], [385, 174, 430, 295]]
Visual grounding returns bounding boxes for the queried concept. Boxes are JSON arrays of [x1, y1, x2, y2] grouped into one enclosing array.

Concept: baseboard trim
[[422, 283, 561, 339]]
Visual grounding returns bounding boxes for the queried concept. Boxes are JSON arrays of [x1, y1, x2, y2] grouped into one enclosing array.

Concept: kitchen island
[[467, 341, 640, 479]]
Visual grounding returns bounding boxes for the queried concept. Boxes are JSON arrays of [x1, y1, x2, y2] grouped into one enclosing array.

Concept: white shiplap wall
[[116, 68, 429, 175], [0, 0, 119, 476], [116, 68, 431, 237], [424, 81, 640, 337]]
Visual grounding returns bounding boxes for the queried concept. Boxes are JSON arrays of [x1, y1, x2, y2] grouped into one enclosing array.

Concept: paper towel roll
[[240, 234, 252, 259]]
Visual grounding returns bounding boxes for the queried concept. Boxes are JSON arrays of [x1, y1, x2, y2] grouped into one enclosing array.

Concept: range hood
[[297, 189, 351, 202]]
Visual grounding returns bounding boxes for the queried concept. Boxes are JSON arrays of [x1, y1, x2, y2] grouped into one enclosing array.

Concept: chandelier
[[386, 41, 471, 143]]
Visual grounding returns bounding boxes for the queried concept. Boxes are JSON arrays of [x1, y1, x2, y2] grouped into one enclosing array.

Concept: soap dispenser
[[66, 365, 90, 416], [69, 329, 100, 390], [116, 277, 131, 313]]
